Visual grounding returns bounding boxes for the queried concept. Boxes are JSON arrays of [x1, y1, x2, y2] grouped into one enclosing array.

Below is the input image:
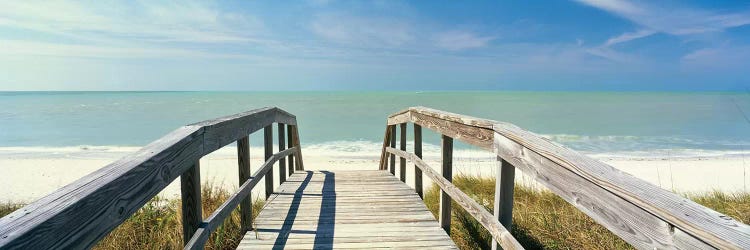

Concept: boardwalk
[[238, 170, 457, 249], [3, 107, 749, 250]]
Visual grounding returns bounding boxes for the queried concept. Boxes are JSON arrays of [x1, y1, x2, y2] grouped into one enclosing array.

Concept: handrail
[[382, 106, 750, 250], [386, 147, 523, 250], [184, 147, 298, 249], [0, 107, 305, 249]]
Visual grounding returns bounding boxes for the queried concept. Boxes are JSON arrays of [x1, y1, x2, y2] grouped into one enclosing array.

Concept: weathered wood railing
[[0, 107, 305, 250], [380, 106, 750, 250]]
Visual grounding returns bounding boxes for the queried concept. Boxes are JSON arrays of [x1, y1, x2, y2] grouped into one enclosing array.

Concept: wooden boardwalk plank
[[238, 170, 456, 249]]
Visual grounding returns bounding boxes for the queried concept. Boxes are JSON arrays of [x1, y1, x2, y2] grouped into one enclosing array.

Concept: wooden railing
[[0, 107, 305, 250], [380, 106, 750, 250]]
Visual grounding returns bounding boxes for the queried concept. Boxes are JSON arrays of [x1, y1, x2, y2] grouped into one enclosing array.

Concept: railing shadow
[[272, 171, 313, 248], [314, 171, 336, 248], [269, 170, 336, 249]]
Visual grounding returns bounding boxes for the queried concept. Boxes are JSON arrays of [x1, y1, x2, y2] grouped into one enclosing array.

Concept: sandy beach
[[1, 146, 748, 203]]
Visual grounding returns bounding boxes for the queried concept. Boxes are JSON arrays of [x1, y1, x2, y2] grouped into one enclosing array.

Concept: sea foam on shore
[[1, 141, 749, 203]]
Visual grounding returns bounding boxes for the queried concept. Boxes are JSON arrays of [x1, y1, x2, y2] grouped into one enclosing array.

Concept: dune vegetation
[[1, 177, 749, 249]]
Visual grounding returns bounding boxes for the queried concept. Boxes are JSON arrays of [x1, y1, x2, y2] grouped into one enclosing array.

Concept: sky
[[0, 0, 749, 91]]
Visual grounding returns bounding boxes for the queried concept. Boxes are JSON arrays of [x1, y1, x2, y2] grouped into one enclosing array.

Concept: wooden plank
[[287, 124, 294, 175], [492, 157, 515, 250], [0, 125, 205, 249], [493, 124, 750, 249], [414, 124, 423, 199], [180, 161, 202, 246], [386, 107, 494, 150], [264, 125, 273, 199], [237, 136, 253, 231], [185, 147, 296, 250], [387, 109, 411, 125], [389, 125, 396, 175], [400, 123, 407, 182], [387, 148, 524, 250], [197, 107, 295, 154], [439, 135, 452, 234], [379, 125, 393, 170], [0, 107, 300, 249], [240, 170, 456, 249], [278, 124, 287, 184], [291, 125, 305, 171]]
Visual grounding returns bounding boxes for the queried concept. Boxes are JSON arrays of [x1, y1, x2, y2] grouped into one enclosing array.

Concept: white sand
[[1, 147, 749, 203]]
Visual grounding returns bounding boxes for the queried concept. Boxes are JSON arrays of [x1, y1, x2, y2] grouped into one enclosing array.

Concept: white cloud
[[310, 14, 414, 48], [603, 29, 655, 46], [0, 39, 233, 59], [575, 0, 750, 63], [433, 31, 494, 51], [574, 0, 750, 36], [0, 1, 265, 44]]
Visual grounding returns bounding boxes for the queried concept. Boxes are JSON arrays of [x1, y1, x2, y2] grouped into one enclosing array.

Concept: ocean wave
[[2, 140, 750, 161]]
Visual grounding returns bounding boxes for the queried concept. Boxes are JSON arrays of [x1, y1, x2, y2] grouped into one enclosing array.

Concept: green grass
[[423, 175, 750, 250], [2, 177, 749, 249]]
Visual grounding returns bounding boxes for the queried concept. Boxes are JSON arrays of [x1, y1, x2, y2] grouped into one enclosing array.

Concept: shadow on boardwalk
[[269, 171, 336, 249]]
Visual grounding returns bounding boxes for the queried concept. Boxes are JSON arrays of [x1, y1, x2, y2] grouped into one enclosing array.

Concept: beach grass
[[423, 174, 750, 250], [2, 177, 749, 249]]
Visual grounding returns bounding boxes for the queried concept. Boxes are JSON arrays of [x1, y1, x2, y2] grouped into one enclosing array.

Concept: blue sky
[[0, 0, 749, 91]]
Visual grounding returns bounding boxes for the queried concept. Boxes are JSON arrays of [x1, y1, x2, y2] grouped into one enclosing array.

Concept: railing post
[[287, 124, 294, 175], [180, 161, 202, 245], [379, 125, 392, 170], [494, 157, 515, 237], [399, 123, 407, 182], [414, 124, 423, 199], [291, 125, 305, 171], [440, 135, 453, 234], [278, 124, 286, 184], [264, 125, 274, 199], [389, 125, 396, 175], [237, 136, 252, 232]]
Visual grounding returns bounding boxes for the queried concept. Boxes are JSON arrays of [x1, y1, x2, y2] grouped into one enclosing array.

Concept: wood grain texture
[[181, 161, 202, 246], [386, 148, 524, 250], [388, 107, 494, 150], [389, 125, 396, 175], [287, 124, 294, 175], [386, 106, 750, 249], [185, 147, 297, 250], [440, 135, 453, 234], [264, 125, 274, 199], [493, 124, 750, 249], [237, 136, 253, 232], [414, 124, 423, 199], [196, 107, 296, 154], [399, 123, 407, 182], [278, 124, 287, 184], [492, 157, 515, 250], [290, 125, 305, 171], [0, 107, 300, 249], [378, 125, 392, 170], [239, 170, 456, 250], [0, 125, 205, 250]]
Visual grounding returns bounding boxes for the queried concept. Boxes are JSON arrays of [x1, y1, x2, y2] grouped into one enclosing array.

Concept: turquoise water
[[1, 91, 749, 157]]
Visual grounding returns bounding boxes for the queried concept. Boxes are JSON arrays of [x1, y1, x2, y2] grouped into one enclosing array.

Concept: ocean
[[1, 91, 749, 159]]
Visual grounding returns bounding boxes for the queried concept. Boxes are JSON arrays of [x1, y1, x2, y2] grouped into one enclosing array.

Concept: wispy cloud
[[574, 0, 750, 36], [433, 31, 495, 51], [603, 29, 655, 46], [574, 0, 750, 63], [0, 1, 265, 44], [310, 14, 414, 48]]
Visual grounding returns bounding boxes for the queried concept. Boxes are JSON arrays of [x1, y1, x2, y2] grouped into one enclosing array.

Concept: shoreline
[[1, 146, 748, 203]]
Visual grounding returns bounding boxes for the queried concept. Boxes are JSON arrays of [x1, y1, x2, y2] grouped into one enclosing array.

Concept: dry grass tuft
[[3, 177, 749, 249], [424, 174, 750, 250], [94, 182, 264, 250]]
